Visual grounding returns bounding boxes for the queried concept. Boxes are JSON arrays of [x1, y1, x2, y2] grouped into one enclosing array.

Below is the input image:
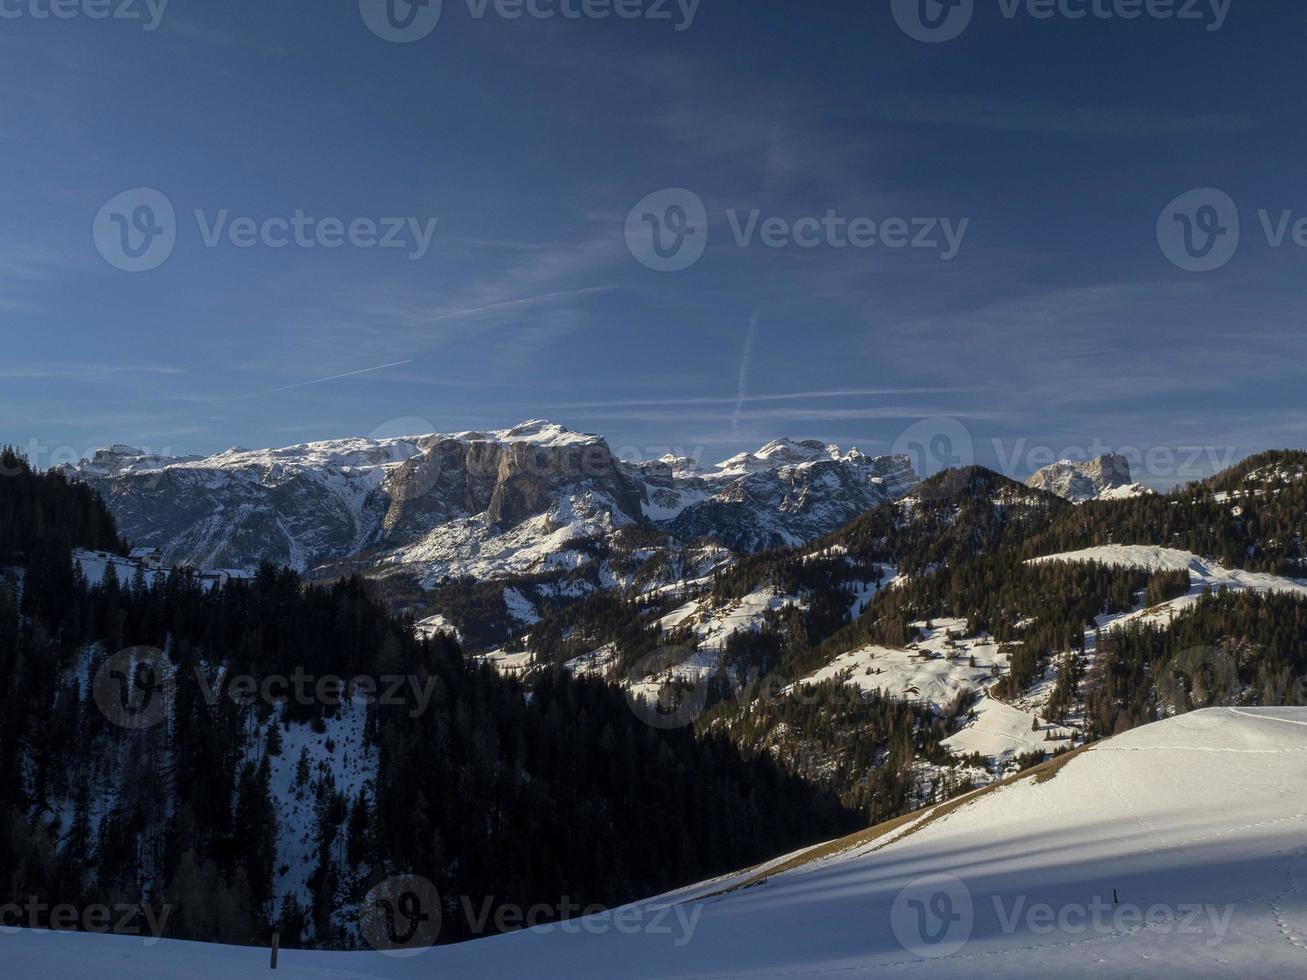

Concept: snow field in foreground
[[8, 708, 1307, 978]]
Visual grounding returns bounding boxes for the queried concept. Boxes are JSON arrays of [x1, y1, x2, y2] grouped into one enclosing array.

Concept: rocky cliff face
[[1025, 454, 1148, 503], [655, 442, 919, 552], [70, 438, 415, 572], [379, 433, 644, 543], [59, 422, 918, 583]]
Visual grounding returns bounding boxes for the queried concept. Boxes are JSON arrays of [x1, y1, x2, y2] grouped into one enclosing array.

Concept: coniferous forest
[[0, 449, 857, 949], [6, 445, 1307, 953]]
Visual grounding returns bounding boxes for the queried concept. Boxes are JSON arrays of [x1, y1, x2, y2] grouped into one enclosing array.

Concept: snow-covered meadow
[[8, 708, 1307, 977]]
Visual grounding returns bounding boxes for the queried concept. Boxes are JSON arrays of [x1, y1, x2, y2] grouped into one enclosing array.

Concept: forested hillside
[[0, 452, 857, 950], [1024, 450, 1307, 573], [649, 457, 1307, 810], [7, 447, 1306, 954]]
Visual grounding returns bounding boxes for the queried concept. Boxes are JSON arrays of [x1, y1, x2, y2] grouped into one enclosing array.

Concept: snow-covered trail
[[8, 708, 1307, 977]]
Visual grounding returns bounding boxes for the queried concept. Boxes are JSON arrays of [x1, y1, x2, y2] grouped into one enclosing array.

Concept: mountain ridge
[[1025, 452, 1151, 503], [56, 421, 919, 583]]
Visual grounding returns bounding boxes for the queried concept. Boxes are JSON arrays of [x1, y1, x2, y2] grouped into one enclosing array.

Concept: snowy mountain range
[[58, 421, 920, 583], [12, 437, 1307, 973], [1024, 453, 1152, 503]]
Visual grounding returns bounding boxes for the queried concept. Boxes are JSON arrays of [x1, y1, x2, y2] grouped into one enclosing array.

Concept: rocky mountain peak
[[1026, 453, 1147, 503], [58, 422, 920, 581]]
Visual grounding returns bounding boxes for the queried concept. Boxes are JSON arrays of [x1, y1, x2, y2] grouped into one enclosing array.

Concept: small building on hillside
[[196, 569, 254, 589], [128, 547, 163, 570]]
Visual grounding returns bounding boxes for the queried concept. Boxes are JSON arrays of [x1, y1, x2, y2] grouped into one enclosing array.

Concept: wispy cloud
[[859, 96, 1255, 137], [880, 281, 1307, 407], [0, 363, 184, 380], [162, 16, 290, 57], [414, 285, 625, 326], [569, 406, 1007, 425], [549, 386, 993, 411]]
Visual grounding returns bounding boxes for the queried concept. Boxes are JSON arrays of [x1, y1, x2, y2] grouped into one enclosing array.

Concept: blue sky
[[2, 0, 1305, 486]]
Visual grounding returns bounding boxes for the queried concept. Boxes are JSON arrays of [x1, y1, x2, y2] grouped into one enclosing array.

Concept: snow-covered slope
[[615, 585, 806, 700], [793, 618, 1071, 766], [479, 583, 808, 684], [1029, 544, 1307, 629], [59, 423, 917, 584], [11, 708, 1307, 977], [651, 440, 918, 552], [1025, 454, 1151, 503]]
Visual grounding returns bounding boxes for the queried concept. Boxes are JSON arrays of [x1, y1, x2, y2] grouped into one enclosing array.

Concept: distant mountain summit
[[1025, 453, 1151, 503], [57, 421, 919, 582]]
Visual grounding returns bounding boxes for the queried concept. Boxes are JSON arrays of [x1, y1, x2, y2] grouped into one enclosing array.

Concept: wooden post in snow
[[270, 931, 280, 970]]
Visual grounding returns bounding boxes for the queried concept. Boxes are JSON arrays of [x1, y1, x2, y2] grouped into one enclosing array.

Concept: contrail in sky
[[233, 359, 415, 400], [732, 312, 760, 434]]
